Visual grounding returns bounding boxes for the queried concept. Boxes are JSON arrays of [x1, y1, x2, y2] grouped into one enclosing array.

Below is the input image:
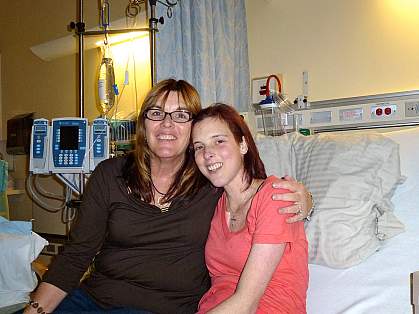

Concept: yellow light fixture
[[98, 34, 151, 119], [95, 31, 148, 47], [30, 13, 148, 62]]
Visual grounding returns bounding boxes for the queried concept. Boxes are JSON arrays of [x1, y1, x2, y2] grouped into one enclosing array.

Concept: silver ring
[[297, 207, 303, 215], [296, 203, 303, 215]]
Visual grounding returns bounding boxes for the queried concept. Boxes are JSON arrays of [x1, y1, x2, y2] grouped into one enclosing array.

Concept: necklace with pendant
[[227, 180, 265, 230], [151, 180, 170, 213], [227, 203, 250, 230], [227, 211, 241, 230]]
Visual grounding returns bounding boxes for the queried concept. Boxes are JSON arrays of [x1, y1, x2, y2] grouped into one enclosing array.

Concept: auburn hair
[[192, 103, 267, 189], [123, 79, 207, 203]]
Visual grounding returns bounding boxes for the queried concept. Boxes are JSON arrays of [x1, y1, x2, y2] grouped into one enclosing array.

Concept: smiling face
[[145, 91, 192, 162], [192, 117, 248, 189]]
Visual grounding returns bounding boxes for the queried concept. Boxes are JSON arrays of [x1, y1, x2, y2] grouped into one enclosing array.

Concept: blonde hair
[[123, 79, 206, 203]]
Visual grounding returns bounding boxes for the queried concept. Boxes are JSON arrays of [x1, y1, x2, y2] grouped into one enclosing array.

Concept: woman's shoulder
[[258, 175, 288, 195], [253, 176, 292, 209], [92, 154, 130, 176], [186, 181, 222, 203]]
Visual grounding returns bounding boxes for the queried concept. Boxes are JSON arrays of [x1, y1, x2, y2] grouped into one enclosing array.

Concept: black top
[[44, 156, 221, 314]]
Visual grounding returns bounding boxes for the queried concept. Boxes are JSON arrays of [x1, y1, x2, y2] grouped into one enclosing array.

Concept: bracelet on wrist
[[305, 192, 315, 221], [27, 300, 48, 314]]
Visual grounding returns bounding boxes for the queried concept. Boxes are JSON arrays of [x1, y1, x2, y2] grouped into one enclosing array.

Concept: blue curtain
[[155, 0, 250, 112]]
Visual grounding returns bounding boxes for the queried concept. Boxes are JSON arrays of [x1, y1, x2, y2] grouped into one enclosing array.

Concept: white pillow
[[383, 127, 419, 214], [255, 133, 296, 179], [291, 132, 405, 268]]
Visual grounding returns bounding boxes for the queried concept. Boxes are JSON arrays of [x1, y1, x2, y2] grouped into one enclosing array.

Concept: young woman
[[192, 103, 308, 313]]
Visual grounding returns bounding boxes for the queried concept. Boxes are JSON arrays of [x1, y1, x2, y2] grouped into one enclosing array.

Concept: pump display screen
[[94, 125, 107, 134], [59, 126, 79, 150], [34, 125, 47, 133]]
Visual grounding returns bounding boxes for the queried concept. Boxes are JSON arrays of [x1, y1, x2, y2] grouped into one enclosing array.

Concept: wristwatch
[[305, 192, 315, 221]]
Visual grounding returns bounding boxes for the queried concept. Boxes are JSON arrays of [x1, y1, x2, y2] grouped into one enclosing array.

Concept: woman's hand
[[271, 175, 313, 223], [23, 282, 67, 314]]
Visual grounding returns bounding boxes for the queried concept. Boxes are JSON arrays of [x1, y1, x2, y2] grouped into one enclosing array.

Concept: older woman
[[23, 80, 312, 314]]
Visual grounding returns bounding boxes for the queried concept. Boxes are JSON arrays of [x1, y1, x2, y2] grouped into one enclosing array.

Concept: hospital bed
[[256, 123, 419, 313]]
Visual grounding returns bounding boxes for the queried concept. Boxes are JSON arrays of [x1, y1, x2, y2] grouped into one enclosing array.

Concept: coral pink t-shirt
[[197, 176, 308, 314]]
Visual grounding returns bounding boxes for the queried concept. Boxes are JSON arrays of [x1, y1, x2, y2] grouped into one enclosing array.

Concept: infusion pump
[[29, 117, 110, 174]]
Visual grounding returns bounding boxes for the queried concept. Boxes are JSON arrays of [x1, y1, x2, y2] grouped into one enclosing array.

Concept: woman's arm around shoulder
[[271, 175, 314, 223]]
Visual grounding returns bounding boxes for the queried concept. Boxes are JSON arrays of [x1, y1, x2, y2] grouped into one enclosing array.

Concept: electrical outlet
[[405, 101, 419, 117], [371, 104, 397, 119]]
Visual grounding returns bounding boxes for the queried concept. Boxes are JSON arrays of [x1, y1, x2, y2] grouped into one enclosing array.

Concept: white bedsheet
[[0, 219, 48, 309], [307, 127, 419, 314], [307, 204, 418, 314]]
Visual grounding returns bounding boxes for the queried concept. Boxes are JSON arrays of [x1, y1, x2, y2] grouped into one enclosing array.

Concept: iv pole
[[26, 1, 170, 232], [78, 0, 85, 196], [149, 0, 158, 86], [69, 0, 160, 196], [71, 0, 159, 116]]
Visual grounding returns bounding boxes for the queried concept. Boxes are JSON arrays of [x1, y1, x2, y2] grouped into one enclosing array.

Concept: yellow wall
[[246, 0, 419, 101]]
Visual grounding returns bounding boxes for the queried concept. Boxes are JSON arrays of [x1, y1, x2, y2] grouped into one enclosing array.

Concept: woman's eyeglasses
[[144, 109, 193, 123]]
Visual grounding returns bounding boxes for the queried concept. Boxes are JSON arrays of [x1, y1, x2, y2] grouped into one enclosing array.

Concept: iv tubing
[[266, 75, 282, 96], [33, 175, 66, 201], [26, 174, 67, 213]]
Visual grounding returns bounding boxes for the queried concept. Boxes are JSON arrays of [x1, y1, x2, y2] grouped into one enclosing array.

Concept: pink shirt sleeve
[[248, 177, 303, 244]]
